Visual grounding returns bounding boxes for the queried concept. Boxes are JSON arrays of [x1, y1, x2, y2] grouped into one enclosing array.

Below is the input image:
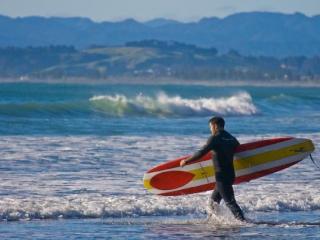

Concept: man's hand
[[180, 159, 187, 167]]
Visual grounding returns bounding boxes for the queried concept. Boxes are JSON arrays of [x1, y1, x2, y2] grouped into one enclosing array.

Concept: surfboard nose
[[150, 171, 195, 190]]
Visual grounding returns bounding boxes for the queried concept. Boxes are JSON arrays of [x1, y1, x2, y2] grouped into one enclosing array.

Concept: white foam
[[0, 187, 320, 221], [89, 92, 258, 117]]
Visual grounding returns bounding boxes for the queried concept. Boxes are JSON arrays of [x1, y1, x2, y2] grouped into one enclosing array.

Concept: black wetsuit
[[186, 129, 245, 221]]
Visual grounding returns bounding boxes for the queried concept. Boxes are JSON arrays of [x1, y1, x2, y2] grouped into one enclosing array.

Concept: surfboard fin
[[310, 154, 320, 169]]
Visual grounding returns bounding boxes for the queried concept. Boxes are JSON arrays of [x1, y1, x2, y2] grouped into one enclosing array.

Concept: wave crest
[[89, 92, 258, 117]]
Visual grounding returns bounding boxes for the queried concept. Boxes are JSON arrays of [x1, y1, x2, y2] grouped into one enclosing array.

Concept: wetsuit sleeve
[[185, 136, 216, 164], [234, 137, 240, 150]]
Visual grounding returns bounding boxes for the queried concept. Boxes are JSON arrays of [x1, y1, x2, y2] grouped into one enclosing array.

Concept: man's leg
[[209, 187, 222, 210], [216, 181, 245, 221]]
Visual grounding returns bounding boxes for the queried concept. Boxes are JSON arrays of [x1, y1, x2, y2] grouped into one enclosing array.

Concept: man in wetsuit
[[180, 116, 245, 221]]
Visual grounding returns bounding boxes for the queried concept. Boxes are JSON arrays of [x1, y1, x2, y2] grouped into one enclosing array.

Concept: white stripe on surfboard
[[234, 138, 306, 160], [235, 151, 311, 177]]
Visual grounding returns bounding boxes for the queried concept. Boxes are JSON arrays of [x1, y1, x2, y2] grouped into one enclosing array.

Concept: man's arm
[[234, 137, 240, 150], [180, 136, 215, 167]]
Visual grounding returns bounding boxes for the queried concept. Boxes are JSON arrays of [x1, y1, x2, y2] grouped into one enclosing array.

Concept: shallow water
[[0, 83, 319, 239]]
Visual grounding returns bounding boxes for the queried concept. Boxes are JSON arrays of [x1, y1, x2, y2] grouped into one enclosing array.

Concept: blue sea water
[[0, 82, 319, 239]]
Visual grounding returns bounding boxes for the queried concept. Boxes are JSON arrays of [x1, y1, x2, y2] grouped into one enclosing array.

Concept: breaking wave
[[89, 92, 258, 117], [0, 92, 257, 118]]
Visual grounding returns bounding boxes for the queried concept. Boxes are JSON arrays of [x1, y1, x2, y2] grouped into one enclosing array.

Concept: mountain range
[[0, 12, 320, 57]]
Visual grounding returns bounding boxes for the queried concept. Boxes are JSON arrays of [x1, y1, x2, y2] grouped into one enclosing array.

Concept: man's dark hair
[[209, 116, 225, 128]]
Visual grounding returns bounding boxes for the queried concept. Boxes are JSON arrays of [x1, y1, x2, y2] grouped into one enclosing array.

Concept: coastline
[[1, 77, 320, 87]]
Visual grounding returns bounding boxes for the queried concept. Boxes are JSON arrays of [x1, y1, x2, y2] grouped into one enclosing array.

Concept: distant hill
[[0, 12, 320, 57], [1, 41, 320, 82], [144, 18, 180, 27]]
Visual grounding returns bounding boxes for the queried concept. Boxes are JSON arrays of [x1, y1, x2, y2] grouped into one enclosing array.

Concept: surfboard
[[143, 137, 315, 196]]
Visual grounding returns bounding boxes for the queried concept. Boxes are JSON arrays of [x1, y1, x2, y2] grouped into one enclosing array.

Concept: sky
[[0, 0, 319, 22]]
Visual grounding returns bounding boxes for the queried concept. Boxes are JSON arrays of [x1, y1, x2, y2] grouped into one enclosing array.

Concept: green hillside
[[0, 41, 320, 82]]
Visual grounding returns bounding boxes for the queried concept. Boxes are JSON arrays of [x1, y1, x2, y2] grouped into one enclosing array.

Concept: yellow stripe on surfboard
[[189, 165, 214, 181], [234, 139, 314, 170], [143, 179, 152, 190]]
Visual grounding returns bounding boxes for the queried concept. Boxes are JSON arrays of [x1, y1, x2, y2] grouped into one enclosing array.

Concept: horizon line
[[0, 10, 319, 24]]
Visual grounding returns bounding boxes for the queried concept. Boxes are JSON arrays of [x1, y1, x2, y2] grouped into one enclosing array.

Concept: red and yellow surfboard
[[143, 137, 315, 196]]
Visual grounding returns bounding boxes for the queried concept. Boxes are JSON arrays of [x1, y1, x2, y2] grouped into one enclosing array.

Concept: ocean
[[0, 82, 319, 239]]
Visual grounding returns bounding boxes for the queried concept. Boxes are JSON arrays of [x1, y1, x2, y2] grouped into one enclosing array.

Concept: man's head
[[208, 116, 225, 135]]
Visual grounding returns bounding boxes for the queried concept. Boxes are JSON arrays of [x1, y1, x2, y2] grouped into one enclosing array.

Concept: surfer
[[180, 116, 245, 221]]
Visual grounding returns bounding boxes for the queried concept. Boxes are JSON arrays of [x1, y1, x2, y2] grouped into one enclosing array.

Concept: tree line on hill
[[0, 40, 319, 82]]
